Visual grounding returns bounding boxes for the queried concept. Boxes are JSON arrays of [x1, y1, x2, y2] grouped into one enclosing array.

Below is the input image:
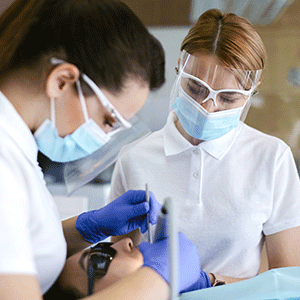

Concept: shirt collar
[[0, 91, 38, 164], [163, 110, 242, 160]]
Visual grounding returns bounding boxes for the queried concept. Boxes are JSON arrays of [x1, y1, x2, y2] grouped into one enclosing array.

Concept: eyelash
[[219, 95, 237, 103], [187, 81, 206, 94]]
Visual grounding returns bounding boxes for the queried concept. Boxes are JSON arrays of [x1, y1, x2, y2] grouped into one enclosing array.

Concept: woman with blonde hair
[[109, 8, 300, 288]]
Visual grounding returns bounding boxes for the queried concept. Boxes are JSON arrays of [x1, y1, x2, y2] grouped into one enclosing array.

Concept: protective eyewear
[[169, 50, 262, 114], [51, 58, 132, 134], [181, 71, 252, 110], [79, 242, 117, 295], [82, 74, 132, 133]]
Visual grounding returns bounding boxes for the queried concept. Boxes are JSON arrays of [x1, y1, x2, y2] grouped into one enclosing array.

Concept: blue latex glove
[[139, 232, 211, 293], [76, 190, 161, 243]]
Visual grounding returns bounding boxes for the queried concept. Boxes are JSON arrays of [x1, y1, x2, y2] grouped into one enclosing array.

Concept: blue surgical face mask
[[34, 80, 113, 163], [172, 87, 245, 141]]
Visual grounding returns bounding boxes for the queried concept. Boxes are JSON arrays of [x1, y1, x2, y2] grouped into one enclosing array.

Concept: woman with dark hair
[[109, 8, 300, 288], [0, 0, 204, 299]]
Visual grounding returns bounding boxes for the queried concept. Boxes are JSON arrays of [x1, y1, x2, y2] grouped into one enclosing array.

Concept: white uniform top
[[109, 111, 300, 278], [0, 92, 67, 294]]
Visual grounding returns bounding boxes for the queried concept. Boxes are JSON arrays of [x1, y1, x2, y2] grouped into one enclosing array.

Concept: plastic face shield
[[170, 50, 262, 120], [50, 59, 151, 194], [64, 115, 151, 194]]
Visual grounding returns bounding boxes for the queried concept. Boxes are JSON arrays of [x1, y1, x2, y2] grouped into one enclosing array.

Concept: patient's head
[[58, 238, 143, 298]]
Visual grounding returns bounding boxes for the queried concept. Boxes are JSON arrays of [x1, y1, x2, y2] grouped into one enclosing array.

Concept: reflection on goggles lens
[[106, 108, 128, 132], [181, 72, 252, 109]]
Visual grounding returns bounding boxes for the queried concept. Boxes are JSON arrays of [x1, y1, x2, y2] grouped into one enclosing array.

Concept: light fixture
[[190, 0, 294, 26]]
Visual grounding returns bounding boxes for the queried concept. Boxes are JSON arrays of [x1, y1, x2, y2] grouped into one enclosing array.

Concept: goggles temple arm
[[88, 260, 95, 296]]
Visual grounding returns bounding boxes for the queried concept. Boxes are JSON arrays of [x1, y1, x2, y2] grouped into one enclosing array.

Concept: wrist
[[209, 273, 226, 287], [75, 212, 107, 243]]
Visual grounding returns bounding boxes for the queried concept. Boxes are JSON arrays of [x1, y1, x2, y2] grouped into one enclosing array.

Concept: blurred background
[[1, 0, 300, 218]]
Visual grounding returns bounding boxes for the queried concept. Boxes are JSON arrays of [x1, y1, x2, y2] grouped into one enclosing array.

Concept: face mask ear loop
[[50, 97, 56, 129], [76, 80, 89, 122]]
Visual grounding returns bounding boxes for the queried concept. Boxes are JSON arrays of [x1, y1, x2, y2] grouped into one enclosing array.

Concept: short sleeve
[[0, 155, 37, 275], [263, 147, 300, 235]]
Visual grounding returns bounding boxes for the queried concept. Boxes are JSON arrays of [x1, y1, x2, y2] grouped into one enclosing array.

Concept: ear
[[255, 80, 261, 89], [175, 58, 181, 74], [46, 64, 80, 98]]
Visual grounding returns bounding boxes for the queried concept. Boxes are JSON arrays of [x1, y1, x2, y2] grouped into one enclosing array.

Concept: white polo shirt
[[109, 111, 300, 278], [0, 92, 67, 294]]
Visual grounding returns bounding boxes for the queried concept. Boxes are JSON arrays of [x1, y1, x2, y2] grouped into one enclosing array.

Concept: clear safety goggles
[[51, 58, 132, 135], [81, 74, 132, 134], [180, 71, 253, 110], [170, 50, 262, 114]]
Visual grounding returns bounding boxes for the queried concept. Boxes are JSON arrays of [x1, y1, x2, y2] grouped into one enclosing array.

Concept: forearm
[[85, 267, 169, 300], [62, 216, 91, 257], [208, 245, 269, 286], [218, 274, 249, 284]]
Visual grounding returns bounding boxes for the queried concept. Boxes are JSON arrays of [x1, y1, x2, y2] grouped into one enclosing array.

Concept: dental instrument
[[166, 197, 179, 300], [145, 184, 152, 243], [153, 202, 168, 242], [154, 198, 179, 299]]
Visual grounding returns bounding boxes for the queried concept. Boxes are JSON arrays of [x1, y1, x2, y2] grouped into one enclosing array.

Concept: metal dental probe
[[145, 183, 152, 243]]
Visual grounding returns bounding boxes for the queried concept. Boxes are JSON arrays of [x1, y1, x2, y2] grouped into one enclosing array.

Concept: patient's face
[[58, 238, 143, 298]]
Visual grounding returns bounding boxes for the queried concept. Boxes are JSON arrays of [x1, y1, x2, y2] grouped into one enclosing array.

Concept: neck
[[0, 68, 50, 132], [174, 119, 203, 146]]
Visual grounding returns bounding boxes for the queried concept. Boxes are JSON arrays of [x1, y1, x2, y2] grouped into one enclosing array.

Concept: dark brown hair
[[181, 9, 266, 72], [0, 0, 165, 92]]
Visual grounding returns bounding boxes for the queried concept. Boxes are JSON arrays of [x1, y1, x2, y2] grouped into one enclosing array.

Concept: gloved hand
[[180, 270, 211, 293], [139, 232, 211, 293], [76, 190, 161, 243]]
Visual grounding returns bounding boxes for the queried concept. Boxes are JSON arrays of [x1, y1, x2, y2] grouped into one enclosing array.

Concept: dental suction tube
[[154, 199, 179, 299], [154, 203, 168, 242]]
